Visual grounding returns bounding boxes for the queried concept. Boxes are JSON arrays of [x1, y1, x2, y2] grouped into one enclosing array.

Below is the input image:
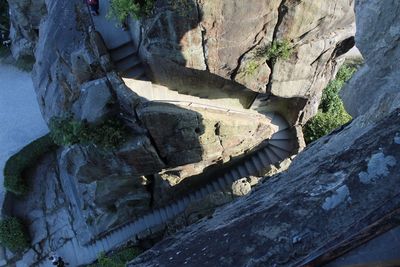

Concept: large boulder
[[139, 0, 355, 123], [341, 0, 400, 119]]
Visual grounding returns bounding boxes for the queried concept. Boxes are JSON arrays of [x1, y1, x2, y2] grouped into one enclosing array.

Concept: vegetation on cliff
[[304, 64, 357, 144], [49, 116, 128, 150], [90, 247, 142, 267], [4, 134, 57, 195], [0, 217, 30, 252], [256, 39, 293, 63], [107, 0, 154, 22]]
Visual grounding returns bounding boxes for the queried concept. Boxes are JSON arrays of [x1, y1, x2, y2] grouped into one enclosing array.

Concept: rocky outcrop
[[129, 108, 400, 266], [7, 0, 46, 59], [341, 0, 400, 119], [127, 0, 400, 265], [139, 0, 355, 123]]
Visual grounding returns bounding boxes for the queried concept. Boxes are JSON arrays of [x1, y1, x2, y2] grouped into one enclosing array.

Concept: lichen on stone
[[322, 185, 351, 211], [358, 152, 397, 184]]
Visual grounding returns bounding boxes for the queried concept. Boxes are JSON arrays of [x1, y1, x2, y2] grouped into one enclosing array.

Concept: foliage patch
[[4, 134, 57, 195], [303, 64, 357, 144], [107, 0, 155, 22], [49, 116, 128, 150], [256, 39, 293, 62], [0, 217, 30, 252], [89, 247, 142, 267]]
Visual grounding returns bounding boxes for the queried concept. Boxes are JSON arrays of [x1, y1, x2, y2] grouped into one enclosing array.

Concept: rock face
[[342, 0, 400, 119], [139, 0, 355, 123], [7, 0, 46, 59], [127, 0, 400, 265]]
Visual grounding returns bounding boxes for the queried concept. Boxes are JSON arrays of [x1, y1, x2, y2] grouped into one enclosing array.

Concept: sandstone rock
[[139, 0, 355, 123], [342, 0, 400, 119], [8, 0, 46, 59], [72, 78, 114, 123], [127, 0, 400, 264], [137, 102, 277, 183], [231, 178, 251, 196]]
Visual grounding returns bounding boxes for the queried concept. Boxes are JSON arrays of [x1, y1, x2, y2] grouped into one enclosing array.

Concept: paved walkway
[[0, 62, 48, 266], [0, 63, 48, 207]]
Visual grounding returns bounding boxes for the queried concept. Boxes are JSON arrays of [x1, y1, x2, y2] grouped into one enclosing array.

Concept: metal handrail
[[83, 0, 96, 29]]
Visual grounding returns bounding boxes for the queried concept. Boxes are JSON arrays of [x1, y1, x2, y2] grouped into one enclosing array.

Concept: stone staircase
[[30, 4, 300, 266], [35, 112, 297, 267], [122, 79, 255, 112], [109, 41, 147, 80]]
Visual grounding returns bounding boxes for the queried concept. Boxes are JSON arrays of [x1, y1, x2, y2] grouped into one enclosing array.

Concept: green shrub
[[320, 64, 357, 113], [4, 134, 57, 195], [90, 247, 142, 267], [49, 116, 128, 150], [303, 64, 357, 144], [0, 217, 30, 252], [303, 103, 352, 144], [107, 0, 154, 22], [242, 60, 259, 77], [256, 39, 293, 62]]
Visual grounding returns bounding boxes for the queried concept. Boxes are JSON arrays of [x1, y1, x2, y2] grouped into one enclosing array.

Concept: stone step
[[211, 180, 221, 191], [237, 165, 248, 177], [270, 128, 292, 140], [251, 155, 264, 172], [264, 146, 281, 164], [218, 176, 228, 189], [110, 42, 136, 62], [122, 67, 145, 79], [177, 200, 186, 213], [268, 139, 294, 152], [244, 159, 257, 175], [109, 40, 134, 52], [164, 206, 172, 219], [115, 55, 141, 73], [153, 209, 163, 225], [271, 114, 289, 131], [230, 169, 241, 180], [142, 214, 151, 229], [206, 184, 214, 194], [182, 196, 191, 206], [256, 150, 270, 167], [268, 145, 289, 161], [200, 187, 208, 198], [223, 173, 234, 185]]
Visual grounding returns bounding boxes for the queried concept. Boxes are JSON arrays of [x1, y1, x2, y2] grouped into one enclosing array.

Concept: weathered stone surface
[[231, 178, 252, 197], [8, 0, 46, 59], [139, 0, 355, 122], [129, 109, 400, 267], [72, 78, 114, 123], [32, 0, 103, 122], [342, 0, 400, 119], [126, 0, 400, 264], [137, 102, 277, 182]]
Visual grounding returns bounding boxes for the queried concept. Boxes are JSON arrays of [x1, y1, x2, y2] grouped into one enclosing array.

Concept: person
[[48, 253, 67, 267], [87, 0, 99, 16]]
